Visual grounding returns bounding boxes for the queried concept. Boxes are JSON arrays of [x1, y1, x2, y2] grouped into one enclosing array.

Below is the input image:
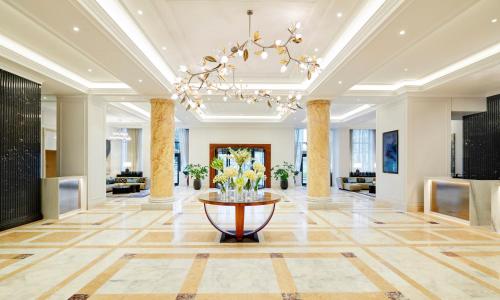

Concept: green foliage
[[187, 164, 208, 180], [210, 157, 224, 171], [271, 161, 298, 181]]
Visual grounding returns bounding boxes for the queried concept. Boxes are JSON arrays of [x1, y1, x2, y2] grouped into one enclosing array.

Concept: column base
[[141, 196, 175, 210], [307, 195, 334, 210]]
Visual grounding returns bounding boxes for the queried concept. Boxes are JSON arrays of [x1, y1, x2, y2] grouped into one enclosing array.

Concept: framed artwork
[[383, 130, 398, 174]]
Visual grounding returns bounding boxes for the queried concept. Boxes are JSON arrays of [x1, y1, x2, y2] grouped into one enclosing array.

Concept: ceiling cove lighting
[[301, 104, 373, 123], [94, 0, 385, 94], [303, 0, 386, 87], [172, 9, 319, 114], [0, 34, 130, 91], [351, 42, 500, 92], [197, 112, 284, 122], [330, 104, 373, 121], [95, 0, 177, 84], [120, 102, 150, 118]]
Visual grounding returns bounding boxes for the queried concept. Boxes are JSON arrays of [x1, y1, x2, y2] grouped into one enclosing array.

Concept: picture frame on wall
[[383, 130, 399, 174]]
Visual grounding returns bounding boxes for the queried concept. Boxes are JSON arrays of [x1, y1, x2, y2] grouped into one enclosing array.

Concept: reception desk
[[42, 176, 86, 219], [424, 177, 500, 232]]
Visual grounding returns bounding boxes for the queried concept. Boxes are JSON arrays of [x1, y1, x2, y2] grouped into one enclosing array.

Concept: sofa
[[106, 176, 149, 192], [336, 175, 376, 192]]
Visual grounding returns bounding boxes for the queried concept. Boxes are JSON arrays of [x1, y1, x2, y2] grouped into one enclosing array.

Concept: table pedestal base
[[220, 231, 259, 243]]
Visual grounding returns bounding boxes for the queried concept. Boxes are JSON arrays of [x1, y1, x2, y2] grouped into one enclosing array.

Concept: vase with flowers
[[210, 148, 259, 200]]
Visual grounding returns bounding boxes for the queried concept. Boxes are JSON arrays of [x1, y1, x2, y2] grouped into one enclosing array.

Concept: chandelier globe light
[[171, 9, 320, 114]]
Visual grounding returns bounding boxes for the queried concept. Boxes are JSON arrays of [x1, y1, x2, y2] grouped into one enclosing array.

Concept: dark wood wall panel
[[463, 94, 500, 180], [0, 69, 42, 230]]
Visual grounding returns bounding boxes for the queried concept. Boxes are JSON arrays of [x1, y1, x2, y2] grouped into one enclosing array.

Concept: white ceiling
[[1, 0, 499, 127]]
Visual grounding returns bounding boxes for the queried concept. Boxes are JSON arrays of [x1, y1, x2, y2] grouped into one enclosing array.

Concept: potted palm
[[272, 162, 296, 190], [187, 164, 208, 190]]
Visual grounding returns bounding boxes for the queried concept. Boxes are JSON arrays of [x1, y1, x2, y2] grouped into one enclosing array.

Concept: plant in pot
[[272, 162, 296, 190], [187, 164, 208, 190]]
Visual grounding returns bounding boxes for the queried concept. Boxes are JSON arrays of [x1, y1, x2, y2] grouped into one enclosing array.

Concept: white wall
[[451, 120, 463, 175], [406, 97, 451, 211], [376, 96, 451, 212], [332, 128, 351, 184], [57, 96, 106, 208], [189, 127, 295, 188], [87, 97, 107, 207], [376, 99, 407, 209]]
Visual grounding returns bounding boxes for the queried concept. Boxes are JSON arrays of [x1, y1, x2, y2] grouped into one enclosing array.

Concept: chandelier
[[171, 9, 320, 114]]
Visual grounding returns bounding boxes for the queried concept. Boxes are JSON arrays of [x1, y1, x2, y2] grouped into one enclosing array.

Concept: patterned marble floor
[[0, 187, 499, 300]]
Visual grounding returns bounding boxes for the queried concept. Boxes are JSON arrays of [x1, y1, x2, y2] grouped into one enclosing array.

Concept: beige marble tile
[[30, 231, 84, 243], [370, 247, 500, 299], [0, 231, 43, 243], [434, 229, 494, 241], [198, 258, 280, 293], [387, 229, 447, 241], [1, 187, 498, 299], [78, 230, 137, 245], [97, 258, 193, 294], [285, 257, 379, 293]]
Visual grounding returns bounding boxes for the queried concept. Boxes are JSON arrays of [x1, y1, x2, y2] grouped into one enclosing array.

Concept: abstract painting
[[383, 130, 398, 174]]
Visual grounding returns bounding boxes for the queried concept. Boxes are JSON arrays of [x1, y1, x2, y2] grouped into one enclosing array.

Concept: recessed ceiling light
[[399, 30, 406, 35], [87, 68, 92, 72], [72, 26, 80, 32], [43, 96, 47, 100], [138, 79, 143, 83], [161, 46, 167, 50], [338, 80, 342, 84], [337, 12, 343, 18], [314, 48, 319, 52], [492, 18, 498, 23], [137, 10, 143, 15], [404, 68, 408, 72]]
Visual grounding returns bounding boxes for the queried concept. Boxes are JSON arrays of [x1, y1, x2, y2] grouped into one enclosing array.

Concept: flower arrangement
[[210, 148, 267, 198], [228, 148, 252, 171], [210, 157, 224, 171], [213, 174, 228, 193]]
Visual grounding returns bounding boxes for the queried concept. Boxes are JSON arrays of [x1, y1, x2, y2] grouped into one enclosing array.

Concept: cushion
[[116, 177, 127, 183], [127, 178, 139, 183], [347, 178, 357, 183], [356, 178, 365, 183], [342, 177, 348, 183], [364, 178, 374, 183]]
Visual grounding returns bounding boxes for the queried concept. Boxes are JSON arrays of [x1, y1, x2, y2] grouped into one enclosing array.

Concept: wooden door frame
[[209, 143, 271, 188]]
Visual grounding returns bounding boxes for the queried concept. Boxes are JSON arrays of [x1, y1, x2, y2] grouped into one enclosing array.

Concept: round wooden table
[[198, 192, 281, 242]]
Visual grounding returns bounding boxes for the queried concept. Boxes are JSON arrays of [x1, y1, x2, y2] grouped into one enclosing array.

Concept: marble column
[[148, 99, 175, 206], [307, 99, 331, 202]]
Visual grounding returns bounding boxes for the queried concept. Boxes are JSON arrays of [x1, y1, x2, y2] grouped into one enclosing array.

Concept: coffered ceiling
[[1, 0, 499, 127]]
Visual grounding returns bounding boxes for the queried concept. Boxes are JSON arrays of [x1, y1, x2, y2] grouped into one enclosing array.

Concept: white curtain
[[294, 129, 306, 171], [176, 128, 189, 174], [350, 129, 376, 172]]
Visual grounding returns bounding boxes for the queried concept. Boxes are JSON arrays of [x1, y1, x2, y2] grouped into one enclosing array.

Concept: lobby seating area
[[337, 174, 376, 192], [1, 1, 499, 299]]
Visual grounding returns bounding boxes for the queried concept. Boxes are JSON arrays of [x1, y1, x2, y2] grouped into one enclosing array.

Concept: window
[[350, 129, 376, 172]]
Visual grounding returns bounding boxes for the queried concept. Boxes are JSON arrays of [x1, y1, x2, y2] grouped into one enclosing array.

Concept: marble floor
[[0, 187, 499, 300]]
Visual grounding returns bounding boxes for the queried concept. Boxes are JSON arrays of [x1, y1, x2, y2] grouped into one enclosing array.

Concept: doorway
[[209, 144, 271, 188]]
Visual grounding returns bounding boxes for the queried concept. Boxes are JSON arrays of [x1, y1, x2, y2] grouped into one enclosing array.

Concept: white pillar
[[57, 95, 106, 208]]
